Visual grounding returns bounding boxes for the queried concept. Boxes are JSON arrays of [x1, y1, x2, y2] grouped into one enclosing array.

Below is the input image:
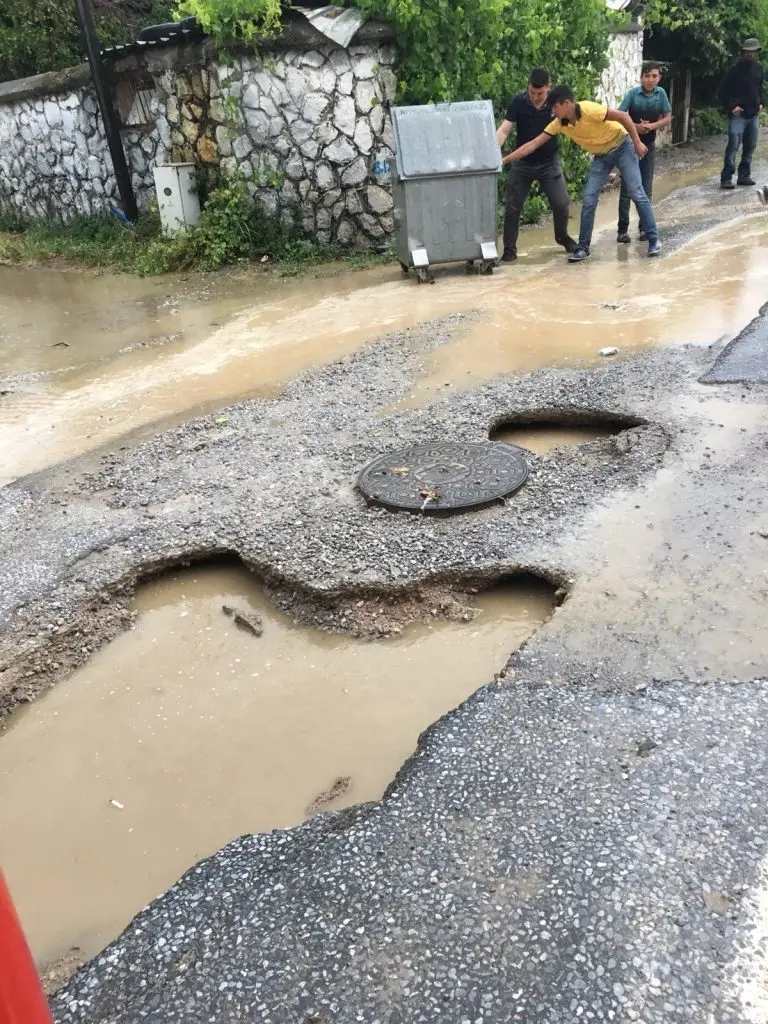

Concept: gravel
[[0, 312, 677, 713]]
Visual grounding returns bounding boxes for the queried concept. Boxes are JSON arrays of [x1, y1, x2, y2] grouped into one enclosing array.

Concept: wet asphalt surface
[[703, 299, 768, 383], [2, 141, 768, 1021]]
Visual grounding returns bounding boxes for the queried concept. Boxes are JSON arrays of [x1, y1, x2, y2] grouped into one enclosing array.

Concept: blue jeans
[[721, 114, 759, 183], [618, 143, 655, 234], [579, 136, 658, 250]]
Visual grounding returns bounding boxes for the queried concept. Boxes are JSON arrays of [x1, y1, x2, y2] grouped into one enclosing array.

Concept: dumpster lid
[[392, 100, 501, 179]]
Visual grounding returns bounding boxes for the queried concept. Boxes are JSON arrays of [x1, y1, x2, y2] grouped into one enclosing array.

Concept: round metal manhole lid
[[357, 441, 529, 514]]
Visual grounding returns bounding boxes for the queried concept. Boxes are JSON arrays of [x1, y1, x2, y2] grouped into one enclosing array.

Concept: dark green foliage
[[644, 0, 768, 76], [0, 0, 175, 82], [688, 106, 727, 139]]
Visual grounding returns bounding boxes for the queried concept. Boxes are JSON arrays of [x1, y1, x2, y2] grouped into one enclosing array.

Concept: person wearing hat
[[718, 38, 765, 190]]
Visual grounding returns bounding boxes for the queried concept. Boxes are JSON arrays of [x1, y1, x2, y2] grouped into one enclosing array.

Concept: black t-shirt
[[505, 91, 559, 163]]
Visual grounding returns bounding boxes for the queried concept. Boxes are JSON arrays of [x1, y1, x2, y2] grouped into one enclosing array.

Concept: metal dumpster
[[391, 100, 501, 283]]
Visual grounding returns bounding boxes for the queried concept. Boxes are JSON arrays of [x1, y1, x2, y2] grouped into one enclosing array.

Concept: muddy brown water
[[491, 424, 620, 454], [393, 212, 768, 411], [0, 565, 554, 966], [2, 161, 765, 484]]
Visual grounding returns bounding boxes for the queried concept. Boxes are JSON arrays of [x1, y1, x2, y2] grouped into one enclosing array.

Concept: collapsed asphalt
[[0, 311, 675, 713], [1, 145, 768, 1022]]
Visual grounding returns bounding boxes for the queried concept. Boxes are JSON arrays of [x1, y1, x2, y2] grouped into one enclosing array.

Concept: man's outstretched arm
[[502, 130, 552, 165]]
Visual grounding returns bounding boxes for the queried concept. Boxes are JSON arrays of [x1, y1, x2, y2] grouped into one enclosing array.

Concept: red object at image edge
[[0, 871, 52, 1024]]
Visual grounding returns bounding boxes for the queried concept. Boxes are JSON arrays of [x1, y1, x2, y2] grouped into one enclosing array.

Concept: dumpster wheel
[[480, 260, 495, 275], [416, 267, 435, 285], [399, 261, 410, 275]]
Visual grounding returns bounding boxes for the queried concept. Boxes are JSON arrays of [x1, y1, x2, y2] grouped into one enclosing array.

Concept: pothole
[[0, 562, 555, 971], [490, 412, 644, 454]]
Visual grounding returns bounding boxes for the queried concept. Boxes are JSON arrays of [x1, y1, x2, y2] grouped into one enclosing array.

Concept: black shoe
[[738, 177, 756, 186], [568, 246, 590, 263], [647, 240, 662, 258], [501, 249, 517, 263], [638, 231, 647, 242], [721, 180, 736, 190], [617, 231, 631, 243], [562, 235, 578, 254]]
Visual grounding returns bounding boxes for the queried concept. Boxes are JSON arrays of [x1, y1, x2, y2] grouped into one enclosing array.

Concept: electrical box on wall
[[153, 163, 201, 234]]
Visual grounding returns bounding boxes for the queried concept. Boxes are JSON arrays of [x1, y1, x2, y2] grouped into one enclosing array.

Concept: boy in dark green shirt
[[617, 61, 672, 243]]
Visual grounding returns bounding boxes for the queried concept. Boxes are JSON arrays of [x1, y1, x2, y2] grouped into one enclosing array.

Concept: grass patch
[[0, 176, 395, 278]]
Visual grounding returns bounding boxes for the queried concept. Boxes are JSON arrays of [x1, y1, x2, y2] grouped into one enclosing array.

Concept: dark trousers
[[721, 114, 759, 183], [618, 143, 655, 234], [503, 158, 570, 256]]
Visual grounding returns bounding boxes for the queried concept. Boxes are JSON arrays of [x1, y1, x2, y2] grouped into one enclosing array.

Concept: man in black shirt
[[718, 38, 765, 189], [496, 66, 576, 262]]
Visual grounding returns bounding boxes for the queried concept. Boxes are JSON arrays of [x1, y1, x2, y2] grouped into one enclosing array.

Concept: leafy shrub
[[130, 227, 203, 274], [175, 0, 280, 43], [196, 173, 292, 265], [520, 189, 550, 226], [349, 0, 606, 222], [689, 107, 727, 139]]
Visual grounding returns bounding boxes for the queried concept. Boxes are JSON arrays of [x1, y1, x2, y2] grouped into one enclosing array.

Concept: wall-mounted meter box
[[152, 163, 201, 234]]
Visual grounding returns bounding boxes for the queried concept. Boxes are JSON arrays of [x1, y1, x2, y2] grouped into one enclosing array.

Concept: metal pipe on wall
[[73, 0, 139, 221]]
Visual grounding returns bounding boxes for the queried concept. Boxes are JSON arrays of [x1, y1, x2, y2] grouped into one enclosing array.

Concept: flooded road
[[0, 263, 396, 483], [395, 213, 768, 409], [0, 564, 554, 965], [1, 158, 764, 484]]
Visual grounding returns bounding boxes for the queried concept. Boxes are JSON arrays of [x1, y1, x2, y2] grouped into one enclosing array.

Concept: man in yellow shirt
[[503, 84, 661, 262]]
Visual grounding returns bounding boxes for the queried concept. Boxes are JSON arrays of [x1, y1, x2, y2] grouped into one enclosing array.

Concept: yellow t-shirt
[[544, 100, 627, 155]]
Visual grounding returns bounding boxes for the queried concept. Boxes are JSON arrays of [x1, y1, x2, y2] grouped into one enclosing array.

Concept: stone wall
[[0, 20, 397, 248], [597, 26, 644, 108]]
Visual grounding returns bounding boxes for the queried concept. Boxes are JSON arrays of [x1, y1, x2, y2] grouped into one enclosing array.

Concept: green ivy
[[347, 0, 609, 109], [174, 0, 280, 42]]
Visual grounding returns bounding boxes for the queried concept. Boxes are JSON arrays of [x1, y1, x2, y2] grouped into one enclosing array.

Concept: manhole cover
[[357, 441, 529, 514]]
